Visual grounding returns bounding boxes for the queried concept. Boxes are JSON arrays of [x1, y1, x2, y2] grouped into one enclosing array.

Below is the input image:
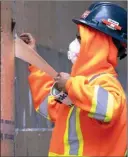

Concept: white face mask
[[67, 38, 80, 64]]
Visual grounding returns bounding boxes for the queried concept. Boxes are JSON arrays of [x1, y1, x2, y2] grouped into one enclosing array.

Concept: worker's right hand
[[20, 33, 36, 49]]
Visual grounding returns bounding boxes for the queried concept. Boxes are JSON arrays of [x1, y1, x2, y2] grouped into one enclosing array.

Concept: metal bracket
[[11, 18, 16, 32]]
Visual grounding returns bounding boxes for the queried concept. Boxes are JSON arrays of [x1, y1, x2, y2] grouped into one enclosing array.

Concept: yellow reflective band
[[47, 114, 51, 120], [36, 104, 51, 121], [76, 108, 84, 156], [36, 106, 39, 112], [88, 85, 99, 118], [63, 107, 74, 155], [104, 93, 114, 122], [124, 149, 127, 156], [49, 152, 89, 157]]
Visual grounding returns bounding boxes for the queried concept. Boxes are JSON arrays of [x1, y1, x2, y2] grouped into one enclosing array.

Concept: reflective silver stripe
[[88, 73, 116, 83], [89, 73, 106, 82], [38, 95, 49, 119], [38, 95, 54, 127], [68, 107, 79, 155], [94, 87, 108, 121]]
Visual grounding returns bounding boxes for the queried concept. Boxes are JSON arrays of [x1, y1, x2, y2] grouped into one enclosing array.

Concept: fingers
[[20, 33, 35, 45], [20, 33, 30, 44], [20, 33, 33, 38], [54, 73, 61, 81], [54, 72, 70, 81], [20, 36, 30, 44], [20, 33, 34, 41]]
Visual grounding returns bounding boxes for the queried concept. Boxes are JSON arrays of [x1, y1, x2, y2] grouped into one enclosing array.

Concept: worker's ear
[[11, 18, 16, 32]]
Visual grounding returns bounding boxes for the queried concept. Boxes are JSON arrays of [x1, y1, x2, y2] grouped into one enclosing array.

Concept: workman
[[20, 2, 127, 156]]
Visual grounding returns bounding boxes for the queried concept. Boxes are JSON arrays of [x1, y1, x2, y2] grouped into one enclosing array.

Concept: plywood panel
[[1, 1, 15, 156]]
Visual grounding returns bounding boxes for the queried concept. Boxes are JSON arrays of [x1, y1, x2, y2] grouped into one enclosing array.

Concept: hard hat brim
[[72, 18, 127, 44]]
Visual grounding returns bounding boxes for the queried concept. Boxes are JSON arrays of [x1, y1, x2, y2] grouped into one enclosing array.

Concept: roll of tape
[[50, 82, 73, 107]]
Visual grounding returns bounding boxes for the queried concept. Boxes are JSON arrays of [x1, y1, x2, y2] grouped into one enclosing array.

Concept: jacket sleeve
[[28, 65, 60, 122], [66, 74, 126, 124]]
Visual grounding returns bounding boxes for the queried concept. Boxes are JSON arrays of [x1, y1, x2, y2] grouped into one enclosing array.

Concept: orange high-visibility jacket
[[28, 25, 127, 156]]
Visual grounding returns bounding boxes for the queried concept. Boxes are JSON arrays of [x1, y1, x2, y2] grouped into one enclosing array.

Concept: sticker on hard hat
[[102, 18, 122, 31], [81, 10, 90, 19]]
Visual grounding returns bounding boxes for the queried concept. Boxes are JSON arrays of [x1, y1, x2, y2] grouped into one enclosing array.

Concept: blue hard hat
[[72, 2, 127, 45]]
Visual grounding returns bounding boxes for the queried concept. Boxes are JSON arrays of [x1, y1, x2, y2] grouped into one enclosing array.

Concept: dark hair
[[112, 38, 127, 60]]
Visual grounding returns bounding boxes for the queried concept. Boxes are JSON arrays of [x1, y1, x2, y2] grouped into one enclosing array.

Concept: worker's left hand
[[20, 33, 36, 49], [54, 72, 70, 92]]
